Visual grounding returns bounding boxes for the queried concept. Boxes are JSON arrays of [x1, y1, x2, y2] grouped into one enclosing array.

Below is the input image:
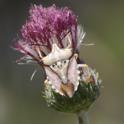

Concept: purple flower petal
[[15, 4, 78, 63]]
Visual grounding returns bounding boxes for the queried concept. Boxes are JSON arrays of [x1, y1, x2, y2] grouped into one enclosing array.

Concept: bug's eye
[[62, 60, 69, 65], [50, 64, 56, 68], [52, 64, 55, 67], [63, 60, 66, 64]]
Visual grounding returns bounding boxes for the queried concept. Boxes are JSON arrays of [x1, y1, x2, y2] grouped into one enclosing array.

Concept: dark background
[[0, 0, 124, 124]]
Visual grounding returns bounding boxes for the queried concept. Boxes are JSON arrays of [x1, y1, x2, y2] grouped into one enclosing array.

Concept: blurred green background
[[0, 0, 124, 124]]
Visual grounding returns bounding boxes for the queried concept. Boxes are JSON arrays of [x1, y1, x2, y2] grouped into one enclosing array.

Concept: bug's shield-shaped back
[[44, 54, 79, 97]]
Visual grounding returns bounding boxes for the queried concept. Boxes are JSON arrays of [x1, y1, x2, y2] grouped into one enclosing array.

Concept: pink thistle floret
[[14, 4, 101, 100], [15, 4, 78, 64]]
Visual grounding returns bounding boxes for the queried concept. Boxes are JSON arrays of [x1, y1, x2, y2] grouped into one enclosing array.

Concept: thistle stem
[[77, 111, 89, 124]]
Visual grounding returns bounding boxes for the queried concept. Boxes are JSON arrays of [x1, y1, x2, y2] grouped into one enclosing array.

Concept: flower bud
[[43, 64, 101, 113]]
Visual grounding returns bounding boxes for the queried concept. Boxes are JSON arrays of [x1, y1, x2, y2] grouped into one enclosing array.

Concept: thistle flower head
[[15, 5, 78, 62], [14, 4, 101, 113]]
